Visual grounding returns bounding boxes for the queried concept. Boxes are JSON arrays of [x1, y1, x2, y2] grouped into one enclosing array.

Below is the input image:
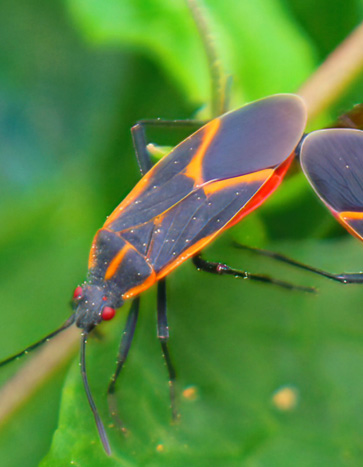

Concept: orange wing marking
[[122, 269, 157, 300], [103, 174, 151, 228], [337, 211, 363, 241], [339, 211, 363, 221], [105, 118, 219, 228], [156, 168, 278, 281], [203, 168, 272, 196], [222, 154, 293, 230], [184, 118, 220, 186], [156, 234, 216, 281]]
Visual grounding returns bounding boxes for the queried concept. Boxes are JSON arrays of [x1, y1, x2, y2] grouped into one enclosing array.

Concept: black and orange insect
[[236, 126, 363, 284], [0, 94, 309, 454], [297, 128, 363, 282], [301, 128, 363, 248]]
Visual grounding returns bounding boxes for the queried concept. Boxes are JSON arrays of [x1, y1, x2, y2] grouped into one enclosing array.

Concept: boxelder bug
[[236, 123, 363, 284], [298, 127, 363, 282], [0, 94, 309, 454]]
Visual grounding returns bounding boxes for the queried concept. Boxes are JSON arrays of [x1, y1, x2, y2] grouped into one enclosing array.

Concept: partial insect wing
[[300, 129, 363, 241], [105, 94, 307, 232]]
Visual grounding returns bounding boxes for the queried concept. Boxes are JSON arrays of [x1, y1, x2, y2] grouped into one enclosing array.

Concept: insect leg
[[157, 278, 178, 421], [131, 121, 153, 175], [192, 254, 316, 293], [107, 297, 140, 429], [131, 119, 205, 175], [234, 243, 363, 284]]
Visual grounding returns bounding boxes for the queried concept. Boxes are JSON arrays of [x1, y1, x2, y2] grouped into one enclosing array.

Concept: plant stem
[[298, 21, 363, 123]]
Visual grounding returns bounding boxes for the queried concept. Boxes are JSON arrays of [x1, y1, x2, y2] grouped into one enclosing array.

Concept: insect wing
[[147, 167, 279, 277], [105, 94, 307, 233], [300, 129, 363, 241]]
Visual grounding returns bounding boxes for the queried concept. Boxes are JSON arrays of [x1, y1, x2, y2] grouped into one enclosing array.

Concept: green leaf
[[65, 0, 315, 108]]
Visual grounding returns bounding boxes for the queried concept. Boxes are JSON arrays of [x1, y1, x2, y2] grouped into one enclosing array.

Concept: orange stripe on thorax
[[184, 118, 220, 186], [105, 244, 130, 280], [88, 237, 98, 269], [88, 228, 110, 270]]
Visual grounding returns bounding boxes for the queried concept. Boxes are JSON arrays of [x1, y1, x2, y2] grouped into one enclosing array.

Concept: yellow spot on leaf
[[272, 385, 298, 411]]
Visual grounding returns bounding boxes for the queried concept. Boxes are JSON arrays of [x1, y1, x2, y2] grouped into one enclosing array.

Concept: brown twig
[[298, 21, 363, 122], [0, 326, 79, 426]]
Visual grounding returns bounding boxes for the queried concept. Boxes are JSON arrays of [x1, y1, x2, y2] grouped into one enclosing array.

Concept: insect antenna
[[80, 332, 111, 456], [0, 315, 76, 368]]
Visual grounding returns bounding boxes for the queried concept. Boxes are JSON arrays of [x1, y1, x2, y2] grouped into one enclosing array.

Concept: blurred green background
[[1, 0, 363, 465]]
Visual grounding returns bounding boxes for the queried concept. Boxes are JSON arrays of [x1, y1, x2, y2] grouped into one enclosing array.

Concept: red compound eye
[[101, 306, 116, 321], [73, 286, 83, 301]]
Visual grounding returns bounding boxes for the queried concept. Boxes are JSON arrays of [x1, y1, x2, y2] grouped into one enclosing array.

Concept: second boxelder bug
[[0, 94, 308, 454], [236, 126, 363, 285], [298, 128, 363, 282]]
